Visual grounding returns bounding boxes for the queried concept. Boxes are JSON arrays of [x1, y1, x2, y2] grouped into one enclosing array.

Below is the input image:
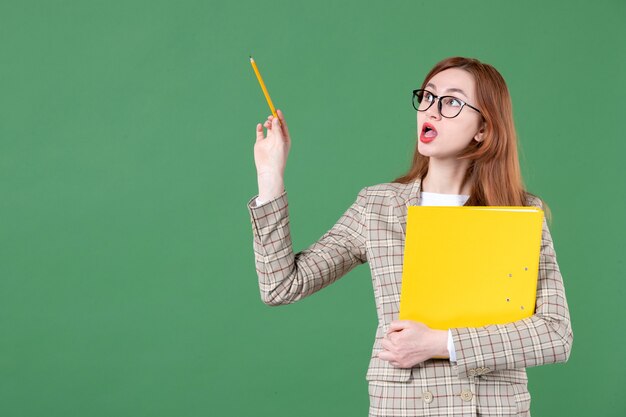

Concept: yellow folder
[[399, 206, 544, 330]]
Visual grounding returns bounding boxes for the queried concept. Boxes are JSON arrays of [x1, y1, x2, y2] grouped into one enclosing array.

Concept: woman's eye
[[444, 97, 462, 107]]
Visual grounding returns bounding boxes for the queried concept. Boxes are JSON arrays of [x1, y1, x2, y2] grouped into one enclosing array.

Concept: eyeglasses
[[412, 89, 482, 119]]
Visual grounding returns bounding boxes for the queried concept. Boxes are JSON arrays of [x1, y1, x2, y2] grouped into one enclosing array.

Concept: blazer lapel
[[394, 178, 422, 238]]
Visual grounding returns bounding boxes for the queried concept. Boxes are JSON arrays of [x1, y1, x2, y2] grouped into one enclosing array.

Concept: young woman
[[247, 56, 573, 417]]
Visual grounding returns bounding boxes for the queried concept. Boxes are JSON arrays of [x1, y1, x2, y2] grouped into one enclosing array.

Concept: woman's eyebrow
[[426, 82, 468, 98]]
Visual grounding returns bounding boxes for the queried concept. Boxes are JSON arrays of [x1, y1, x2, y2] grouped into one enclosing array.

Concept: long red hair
[[393, 56, 551, 223]]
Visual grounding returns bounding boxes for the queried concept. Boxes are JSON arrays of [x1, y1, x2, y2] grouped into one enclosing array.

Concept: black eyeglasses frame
[[412, 88, 483, 119]]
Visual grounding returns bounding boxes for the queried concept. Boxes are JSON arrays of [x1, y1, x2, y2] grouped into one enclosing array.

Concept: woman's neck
[[422, 159, 472, 195]]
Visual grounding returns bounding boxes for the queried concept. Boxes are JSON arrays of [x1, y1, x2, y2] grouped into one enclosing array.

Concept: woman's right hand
[[254, 109, 291, 201]]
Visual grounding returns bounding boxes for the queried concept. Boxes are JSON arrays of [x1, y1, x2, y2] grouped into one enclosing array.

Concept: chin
[[417, 143, 437, 157]]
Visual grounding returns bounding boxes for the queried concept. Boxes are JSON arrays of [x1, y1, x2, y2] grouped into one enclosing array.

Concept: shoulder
[[524, 191, 544, 208], [352, 181, 415, 209], [360, 181, 413, 195]]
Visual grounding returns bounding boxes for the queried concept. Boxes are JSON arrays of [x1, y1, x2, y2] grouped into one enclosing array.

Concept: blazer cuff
[[247, 189, 288, 240], [248, 190, 286, 208]]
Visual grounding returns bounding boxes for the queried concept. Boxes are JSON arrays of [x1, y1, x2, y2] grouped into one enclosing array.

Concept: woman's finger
[[255, 123, 264, 142], [277, 109, 290, 139], [381, 338, 393, 350], [271, 117, 283, 139]]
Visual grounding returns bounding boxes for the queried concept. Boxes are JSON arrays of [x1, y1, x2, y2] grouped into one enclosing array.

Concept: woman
[[247, 56, 573, 416]]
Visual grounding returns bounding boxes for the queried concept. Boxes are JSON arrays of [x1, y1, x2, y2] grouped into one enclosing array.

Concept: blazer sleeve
[[450, 198, 574, 379], [247, 187, 368, 306]]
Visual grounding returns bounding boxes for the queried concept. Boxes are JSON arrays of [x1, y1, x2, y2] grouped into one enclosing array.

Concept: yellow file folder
[[399, 206, 544, 330]]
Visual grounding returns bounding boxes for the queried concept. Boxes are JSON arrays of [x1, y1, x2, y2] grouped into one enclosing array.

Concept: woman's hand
[[254, 109, 291, 201], [255, 109, 291, 177], [377, 320, 449, 368]]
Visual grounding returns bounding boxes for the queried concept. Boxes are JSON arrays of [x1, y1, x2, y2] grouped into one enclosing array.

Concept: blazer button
[[423, 391, 433, 404], [480, 366, 490, 374], [460, 389, 473, 402]]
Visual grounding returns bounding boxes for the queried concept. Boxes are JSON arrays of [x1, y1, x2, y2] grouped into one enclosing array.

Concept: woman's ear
[[474, 121, 486, 143]]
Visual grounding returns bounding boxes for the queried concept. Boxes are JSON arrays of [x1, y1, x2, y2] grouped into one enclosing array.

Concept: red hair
[[393, 56, 551, 222]]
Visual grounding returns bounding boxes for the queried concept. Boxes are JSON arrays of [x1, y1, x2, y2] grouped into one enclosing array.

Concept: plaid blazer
[[247, 178, 573, 416]]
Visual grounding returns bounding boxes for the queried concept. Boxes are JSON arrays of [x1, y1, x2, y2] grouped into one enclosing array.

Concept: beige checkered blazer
[[247, 178, 573, 416]]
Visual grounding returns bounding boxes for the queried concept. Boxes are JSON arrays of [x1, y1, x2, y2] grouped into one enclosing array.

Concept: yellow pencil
[[249, 55, 282, 126]]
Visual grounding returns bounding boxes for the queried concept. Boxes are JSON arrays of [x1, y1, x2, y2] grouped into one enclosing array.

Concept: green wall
[[1, 0, 624, 415]]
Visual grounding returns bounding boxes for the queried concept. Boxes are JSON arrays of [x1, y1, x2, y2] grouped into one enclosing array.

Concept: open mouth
[[421, 123, 438, 141], [422, 123, 437, 138]]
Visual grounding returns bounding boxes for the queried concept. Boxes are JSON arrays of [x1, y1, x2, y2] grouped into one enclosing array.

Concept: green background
[[1, 0, 624, 416]]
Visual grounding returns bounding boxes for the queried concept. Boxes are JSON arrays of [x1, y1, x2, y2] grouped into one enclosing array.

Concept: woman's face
[[416, 68, 485, 160]]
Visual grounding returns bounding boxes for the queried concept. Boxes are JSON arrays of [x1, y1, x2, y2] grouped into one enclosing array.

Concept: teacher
[[247, 56, 573, 417]]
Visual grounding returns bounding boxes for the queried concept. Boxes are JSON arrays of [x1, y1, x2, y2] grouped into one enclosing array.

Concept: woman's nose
[[425, 100, 442, 119]]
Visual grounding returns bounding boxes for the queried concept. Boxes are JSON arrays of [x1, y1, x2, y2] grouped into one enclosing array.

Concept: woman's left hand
[[378, 320, 449, 368]]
